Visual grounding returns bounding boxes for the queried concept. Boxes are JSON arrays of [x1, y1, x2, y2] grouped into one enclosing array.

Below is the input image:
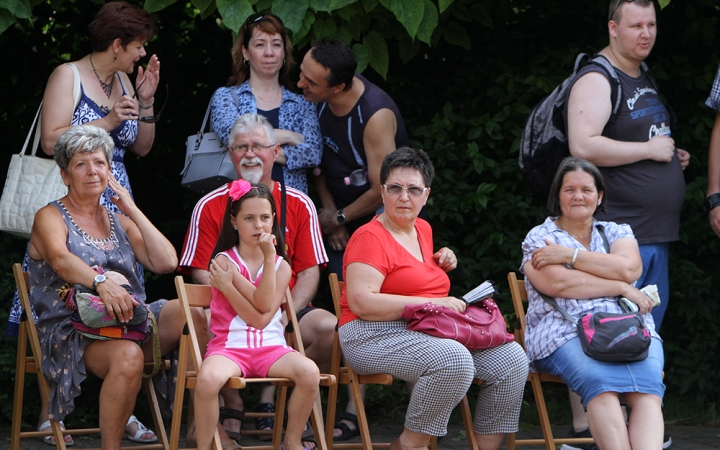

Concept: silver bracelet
[[139, 98, 155, 109], [569, 248, 579, 269]]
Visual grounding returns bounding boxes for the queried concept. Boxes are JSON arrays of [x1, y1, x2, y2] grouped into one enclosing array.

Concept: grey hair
[[54, 125, 114, 171], [228, 113, 277, 146]]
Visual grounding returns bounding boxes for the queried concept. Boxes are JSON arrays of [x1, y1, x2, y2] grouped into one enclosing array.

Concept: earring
[[282, 58, 286, 66], [243, 59, 249, 67], [113, 55, 117, 62]]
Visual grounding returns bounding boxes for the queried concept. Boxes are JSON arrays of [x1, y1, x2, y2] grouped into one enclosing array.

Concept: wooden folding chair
[[504, 272, 595, 450], [325, 274, 477, 450], [11, 263, 169, 450], [171, 276, 335, 450]]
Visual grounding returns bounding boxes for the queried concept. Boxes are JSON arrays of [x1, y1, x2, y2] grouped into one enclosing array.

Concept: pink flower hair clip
[[229, 179, 252, 200]]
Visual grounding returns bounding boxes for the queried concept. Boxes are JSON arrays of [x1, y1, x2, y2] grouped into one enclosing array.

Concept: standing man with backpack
[[562, 0, 688, 448]]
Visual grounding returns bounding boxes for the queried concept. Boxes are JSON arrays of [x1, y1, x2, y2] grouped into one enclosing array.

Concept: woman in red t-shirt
[[339, 147, 528, 450]]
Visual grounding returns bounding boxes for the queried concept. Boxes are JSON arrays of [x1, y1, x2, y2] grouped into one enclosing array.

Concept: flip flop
[[38, 420, 74, 447], [301, 421, 318, 450], [219, 406, 244, 444], [125, 415, 158, 443], [333, 412, 359, 441]]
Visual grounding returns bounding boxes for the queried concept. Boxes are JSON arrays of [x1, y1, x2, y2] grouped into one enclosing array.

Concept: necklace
[[89, 55, 114, 98], [250, 84, 281, 104], [58, 200, 119, 251], [556, 219, 591, 240]]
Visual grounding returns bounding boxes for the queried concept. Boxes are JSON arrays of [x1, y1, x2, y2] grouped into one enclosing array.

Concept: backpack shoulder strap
[[596, 224, 610, 253], [585, 54, 623, 117]]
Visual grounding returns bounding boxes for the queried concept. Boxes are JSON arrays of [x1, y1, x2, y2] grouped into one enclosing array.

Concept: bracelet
[[138, 98, 155, 109], [569, 248, 579, 269]]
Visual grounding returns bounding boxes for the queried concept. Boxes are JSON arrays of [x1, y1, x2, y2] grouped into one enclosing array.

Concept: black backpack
[[519, 53, 633, 200]]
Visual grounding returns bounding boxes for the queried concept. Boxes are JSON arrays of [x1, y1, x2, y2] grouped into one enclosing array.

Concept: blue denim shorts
[[535, 336, 665, 408]]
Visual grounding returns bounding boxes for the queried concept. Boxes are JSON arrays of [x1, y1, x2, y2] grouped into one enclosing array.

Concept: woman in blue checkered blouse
[[521, 157, 665, 450]]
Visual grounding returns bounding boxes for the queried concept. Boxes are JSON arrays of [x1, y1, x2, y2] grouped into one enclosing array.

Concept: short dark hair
[[380, 147, 435, 187], [228, 13, 295, 89], [608, 0, 654, 22], [309, 39, 356, 91], [88, 2, 156, 52], [547, 157, 606, 216], [210, 183, 288, 264]]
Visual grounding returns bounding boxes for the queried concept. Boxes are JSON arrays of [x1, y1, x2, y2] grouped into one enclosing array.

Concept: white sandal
[[125, 415, 158, 443], [38, 420, 74, 447]]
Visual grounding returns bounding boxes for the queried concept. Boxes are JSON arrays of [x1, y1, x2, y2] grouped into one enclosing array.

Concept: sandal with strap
[[38, 420, 74, 447], [219, 406, 244, 444], [253, 403, 275, 442], [125, 415, 158, 443], [333, 412, 359, 441]]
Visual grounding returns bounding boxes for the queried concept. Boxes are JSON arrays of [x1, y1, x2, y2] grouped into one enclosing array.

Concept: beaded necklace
[[58, 201, 119, 251], [89, 55, 114, 98]]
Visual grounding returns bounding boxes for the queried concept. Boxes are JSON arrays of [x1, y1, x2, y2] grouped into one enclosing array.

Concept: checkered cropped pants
[[339, 319, 528, 436]]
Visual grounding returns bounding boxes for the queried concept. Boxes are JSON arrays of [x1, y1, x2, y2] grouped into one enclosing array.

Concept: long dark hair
[[210, 184, 288, 264]]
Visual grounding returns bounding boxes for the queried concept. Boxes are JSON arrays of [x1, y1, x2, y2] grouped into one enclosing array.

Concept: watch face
[[95, 274, 107, 283]]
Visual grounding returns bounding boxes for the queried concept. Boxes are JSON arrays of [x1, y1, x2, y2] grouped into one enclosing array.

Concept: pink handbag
[[401, 298, 515, 350]]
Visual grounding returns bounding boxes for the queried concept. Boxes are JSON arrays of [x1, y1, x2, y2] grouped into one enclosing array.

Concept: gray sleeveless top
[[29, 200, 145, 420]]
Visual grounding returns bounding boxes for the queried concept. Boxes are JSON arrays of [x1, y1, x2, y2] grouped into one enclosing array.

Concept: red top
[[340, 217, 450, 326]]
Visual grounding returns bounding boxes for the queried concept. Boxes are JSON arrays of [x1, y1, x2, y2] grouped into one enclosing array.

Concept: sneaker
[[559, 427, 599, 450], [663, 434, 672, 449]]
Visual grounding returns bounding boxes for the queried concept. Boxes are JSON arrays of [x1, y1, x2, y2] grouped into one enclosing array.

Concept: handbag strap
[[24, 63, 81, 158], [538, 224, 612, 324]]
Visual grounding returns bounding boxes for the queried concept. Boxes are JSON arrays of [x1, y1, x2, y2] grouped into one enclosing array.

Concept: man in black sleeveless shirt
[[563, 1, 685, 448], [298, 39, 409, 278]]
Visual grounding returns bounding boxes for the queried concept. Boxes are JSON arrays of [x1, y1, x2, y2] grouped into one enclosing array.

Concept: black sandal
[[219, 406, 244, 444], [254, 402, 275, 442], [333, 412, 359, 441]]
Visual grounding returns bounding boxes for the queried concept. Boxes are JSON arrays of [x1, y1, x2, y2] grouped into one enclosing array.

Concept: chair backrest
[[507, 272, 529, 350], [329, 273, 344, 317], [13, 263, 46, 370]]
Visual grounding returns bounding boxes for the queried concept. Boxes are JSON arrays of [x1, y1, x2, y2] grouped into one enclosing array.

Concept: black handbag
[[180, 89, 239, 194]]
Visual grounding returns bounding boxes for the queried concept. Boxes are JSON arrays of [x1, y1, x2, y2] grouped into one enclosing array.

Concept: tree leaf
[[217, 0, 254, 33], [313, 16, 338, 39], [273, 0, 310, 35], [310, 0, 358, 13], [379, 0, 424, 38], [293, 9, 316, 42], [363, 30, 388, 78], [658, 0, 670, 9], [398, 36, 420, 64], [352, 42, 369, 74], [438, 0, 454, 14], [443, 20, 470, 50], [190, 0, 214, 14], [0, 9, 14, 34], [145, 0, 177, 13], [3, 0, 31, 19], [362, 0, 379, 13], [417, 0, 438, 45]]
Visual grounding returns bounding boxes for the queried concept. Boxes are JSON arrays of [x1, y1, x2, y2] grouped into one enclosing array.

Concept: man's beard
[[239, 157, 263, 184]]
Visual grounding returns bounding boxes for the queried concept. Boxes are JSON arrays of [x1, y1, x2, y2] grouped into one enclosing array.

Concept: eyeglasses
[[609, 0, 635, 21], [383, 184, 428, 197], [246, 13, 283, 26], [228, 143, 276, 153], [133, 83, 169, 124]]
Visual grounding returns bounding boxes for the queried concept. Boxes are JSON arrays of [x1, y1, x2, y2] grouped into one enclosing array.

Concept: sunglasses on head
[[246, 12, 283, 26], [609, 0, 636, 21], [133, 82, 169, 124]]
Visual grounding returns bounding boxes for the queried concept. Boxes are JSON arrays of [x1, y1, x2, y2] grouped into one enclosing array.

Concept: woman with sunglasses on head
[[210, 13, 322, 194], [339, 147, 528, 450], [6, 1, 162, 445]]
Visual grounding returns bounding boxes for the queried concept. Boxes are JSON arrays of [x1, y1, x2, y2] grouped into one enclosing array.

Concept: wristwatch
[[703, 193, 720, 214], [92, 274, 107, 291], [336, 209, 346, 225]]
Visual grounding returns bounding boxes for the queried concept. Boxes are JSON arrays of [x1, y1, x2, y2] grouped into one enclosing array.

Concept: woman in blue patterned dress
[[7, 2, 162, 444], [210, 13, 321, 193]]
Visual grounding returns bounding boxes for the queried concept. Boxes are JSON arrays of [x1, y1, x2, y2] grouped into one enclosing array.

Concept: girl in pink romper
[[194, 180, 320, 450]]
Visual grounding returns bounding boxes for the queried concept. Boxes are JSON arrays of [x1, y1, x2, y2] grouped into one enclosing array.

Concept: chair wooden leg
[[311, 393, 328, 450], [170, 337, 190, 449], [505, 432, 516, 450], [144, 376, 169, 450], [429, 435, 438, 450], [11, 327, 28, 450], [348, 369, 373, 450], [324, 380, 339, 449], [273, 385, 289, 447], [530, 374, 555, 450], [459, 395, 478, 450]]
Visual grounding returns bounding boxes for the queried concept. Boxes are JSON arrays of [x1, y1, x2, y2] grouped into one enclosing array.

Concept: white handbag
[[180, 89, 239, 194], [0, 64, 80, 239]]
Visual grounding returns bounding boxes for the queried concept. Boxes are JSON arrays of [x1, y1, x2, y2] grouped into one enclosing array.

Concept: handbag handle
[[198, 88, 240, 135], [23, 63, 81, 158]]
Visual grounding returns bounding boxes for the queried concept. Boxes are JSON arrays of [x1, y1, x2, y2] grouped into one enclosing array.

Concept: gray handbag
[[180, 89, 239, 194]]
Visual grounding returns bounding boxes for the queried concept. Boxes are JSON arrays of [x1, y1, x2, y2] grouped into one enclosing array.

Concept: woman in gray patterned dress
[[27, 125, 192, 448]]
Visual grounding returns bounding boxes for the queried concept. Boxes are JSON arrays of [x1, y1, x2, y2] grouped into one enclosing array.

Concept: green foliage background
[[0, 0, 718, 426]]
